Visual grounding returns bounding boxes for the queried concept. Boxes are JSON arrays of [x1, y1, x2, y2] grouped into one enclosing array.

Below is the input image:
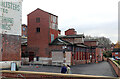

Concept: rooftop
[[58, 34, 85, 38], [27, 8, 58, 17]]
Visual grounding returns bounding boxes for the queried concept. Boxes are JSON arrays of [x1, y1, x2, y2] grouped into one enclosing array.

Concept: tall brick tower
[[27, 8, 58, 62]]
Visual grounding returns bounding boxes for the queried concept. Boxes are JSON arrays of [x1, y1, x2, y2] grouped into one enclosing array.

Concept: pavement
[[19, 61, 117, 77]]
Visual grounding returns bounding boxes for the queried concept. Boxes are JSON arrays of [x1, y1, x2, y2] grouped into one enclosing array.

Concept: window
[[55, 24, 58, 30], [115, 52, 118, 54], [36, 27, 40, 32], [53, 16, 56, 23], [36, 17, 40, 23], [51, 34, 54, 42]]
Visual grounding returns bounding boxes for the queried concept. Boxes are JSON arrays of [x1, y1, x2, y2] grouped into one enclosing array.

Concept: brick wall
[[108, 58, 120, 77], [49, 29, 58, 43], [27, 9, 50, 57], [1, 70, 117, 79], [84, 41, 97, 47], [27, 8, 58, 58], [1, 34, 21, 61], [65, 28, 77, 35]]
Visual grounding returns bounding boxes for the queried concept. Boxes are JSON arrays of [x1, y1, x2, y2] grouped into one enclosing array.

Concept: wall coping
[[109, 58, 120, 69], [0, 70, 118, 79]]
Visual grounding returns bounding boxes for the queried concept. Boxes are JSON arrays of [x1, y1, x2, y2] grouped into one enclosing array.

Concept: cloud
[[22, 0, 119, 43]]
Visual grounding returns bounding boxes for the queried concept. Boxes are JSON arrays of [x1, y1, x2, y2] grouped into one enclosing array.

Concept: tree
[[114, 41, 120, 48], [85, 36, 112, 48], [97, 37, 112, 48]]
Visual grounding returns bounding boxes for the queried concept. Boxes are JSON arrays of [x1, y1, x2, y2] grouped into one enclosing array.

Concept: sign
[[11, 62, 16, 71], [0, 0, 22, 35]]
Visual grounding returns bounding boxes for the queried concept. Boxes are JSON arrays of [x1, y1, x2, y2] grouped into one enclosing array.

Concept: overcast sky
[[22, 0, 119, 43]]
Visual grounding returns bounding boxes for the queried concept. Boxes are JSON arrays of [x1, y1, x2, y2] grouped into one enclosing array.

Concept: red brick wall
[[27, 9, 50, 57], [112, 52, 120, 58], [21, 45, 27, 53], [49, 29, 58, 43], [65, 28, 77, 35], [84, 41, 97, 47], [108, 58, 120, 77], [96, 48, 103, 62], [49, 45, 63, 51], [1, 34, 21, 61]]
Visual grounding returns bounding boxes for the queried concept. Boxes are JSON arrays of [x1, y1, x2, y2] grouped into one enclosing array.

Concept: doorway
[[29, 52, 34, 62]]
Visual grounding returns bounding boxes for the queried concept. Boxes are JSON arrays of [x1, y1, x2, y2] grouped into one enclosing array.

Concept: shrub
[[114, 60, 120, 65]]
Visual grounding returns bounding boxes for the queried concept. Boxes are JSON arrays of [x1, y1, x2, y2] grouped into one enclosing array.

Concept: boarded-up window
[[36, 17, 40, 23], [52, 51, 63, 62]]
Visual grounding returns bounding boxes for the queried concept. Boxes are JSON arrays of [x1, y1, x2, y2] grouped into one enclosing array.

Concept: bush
[[114, 60, 120, 65]]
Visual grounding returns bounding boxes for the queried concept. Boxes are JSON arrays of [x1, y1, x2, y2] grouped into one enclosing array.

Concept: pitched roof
[[84, 39, 98, 42], [27, 8, 58, 17], [58, 34, 85, 38], [112, 48, 120, 52], [50, 38, 72, 45]]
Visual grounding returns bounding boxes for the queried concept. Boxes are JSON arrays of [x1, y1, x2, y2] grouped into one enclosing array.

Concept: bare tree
[[85, 36, 112, 48]]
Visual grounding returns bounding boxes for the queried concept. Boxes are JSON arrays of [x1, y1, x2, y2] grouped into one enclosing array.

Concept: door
[[29, 52, 34, 62]]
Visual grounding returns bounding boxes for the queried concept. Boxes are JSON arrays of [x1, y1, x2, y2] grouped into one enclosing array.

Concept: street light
[[90, 55, 92, 63], [62, 45, 67, 64]]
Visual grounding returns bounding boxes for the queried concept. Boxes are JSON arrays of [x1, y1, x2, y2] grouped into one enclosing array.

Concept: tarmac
[[19, 61, 117, 77]]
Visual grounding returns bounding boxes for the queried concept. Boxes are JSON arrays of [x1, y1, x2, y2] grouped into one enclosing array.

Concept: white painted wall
[[0, 0, 22, 35], [65, 51, 71, 66], [0, 61, 21, 69], [21, 57, 52, 65]]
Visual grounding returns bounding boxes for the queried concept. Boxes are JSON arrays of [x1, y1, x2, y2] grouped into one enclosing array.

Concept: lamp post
[[90, 55, 92, 63], [62, 45, 66, 64]]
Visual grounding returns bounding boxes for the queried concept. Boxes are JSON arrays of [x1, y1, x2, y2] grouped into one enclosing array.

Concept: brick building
[[0, 0, 22, 68], [65, 28, 77, 35], [49, 34, 87, 65], [27, 8, 58, 63], [22, 8, 103, 65], [112, 48, 120, 60], [49, 34, 103, 65], [84, 39, 103, 63]]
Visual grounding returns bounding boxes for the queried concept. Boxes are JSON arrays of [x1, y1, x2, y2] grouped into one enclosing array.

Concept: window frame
[[36, 27, 40, 33], [36, 17, 40, 23]]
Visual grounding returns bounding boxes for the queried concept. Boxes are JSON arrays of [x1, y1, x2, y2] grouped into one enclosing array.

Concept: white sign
[[0, 0, 22, 35], [11, 62, 16, 71]]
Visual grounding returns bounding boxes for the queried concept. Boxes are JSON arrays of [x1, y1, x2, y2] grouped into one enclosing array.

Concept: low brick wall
[[0, 70, 118, 79], [108, 58, 120, 77]]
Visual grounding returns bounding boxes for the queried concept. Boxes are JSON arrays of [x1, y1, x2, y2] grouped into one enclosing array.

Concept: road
[[19, 61, 117, 77]]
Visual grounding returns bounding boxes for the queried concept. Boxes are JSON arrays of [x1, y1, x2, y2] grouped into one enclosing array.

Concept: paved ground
[[19, 61, 117, 77]]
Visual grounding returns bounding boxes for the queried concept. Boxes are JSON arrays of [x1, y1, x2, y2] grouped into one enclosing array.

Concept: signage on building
[[0, 0, 22, 35]]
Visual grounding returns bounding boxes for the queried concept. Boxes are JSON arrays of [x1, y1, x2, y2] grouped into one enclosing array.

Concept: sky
[[22, 0, 119, 43]]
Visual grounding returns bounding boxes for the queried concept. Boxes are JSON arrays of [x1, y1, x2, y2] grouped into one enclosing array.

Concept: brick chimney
[[65, 28, 77, 35]]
